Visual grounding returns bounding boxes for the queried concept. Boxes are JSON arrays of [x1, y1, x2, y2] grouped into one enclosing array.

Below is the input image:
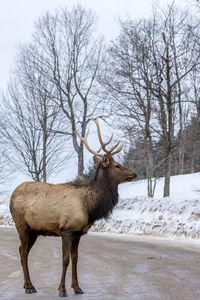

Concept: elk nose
[[127, 172, 137, 181]]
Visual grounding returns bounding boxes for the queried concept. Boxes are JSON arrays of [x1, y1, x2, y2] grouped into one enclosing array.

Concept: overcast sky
[[0, 0, 189, 93]]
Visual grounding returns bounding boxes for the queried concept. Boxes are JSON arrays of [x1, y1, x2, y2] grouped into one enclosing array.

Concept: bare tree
[[0, 71, 66, 182], [186, 67, 200, 172], [18, 5, 104, 176], [101, 18, 156, 196], [102, 2, 200, 197], [149, 4, 200, 196], [0, 145, 13, 194], [196, 0, 200, 7]]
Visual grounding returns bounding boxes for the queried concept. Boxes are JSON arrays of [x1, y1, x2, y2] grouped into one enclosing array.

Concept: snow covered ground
[[0, 195, 13, 226], [91, 172, 200, 240], [0, 172, 200, 240]]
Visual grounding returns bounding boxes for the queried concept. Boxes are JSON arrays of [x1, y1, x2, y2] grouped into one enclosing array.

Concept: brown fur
[[10, 155, 137, 296]]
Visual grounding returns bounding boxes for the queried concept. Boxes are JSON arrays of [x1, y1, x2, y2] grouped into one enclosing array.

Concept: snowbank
[[91, 196, 200, 239], [0, 196, 13, 226], [91, 172, 200, 239], [1, 172, 200, 240]]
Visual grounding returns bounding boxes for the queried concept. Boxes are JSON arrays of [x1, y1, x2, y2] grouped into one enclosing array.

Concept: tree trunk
[[147, 178, 153, 198], [42, 130, 47, 182], [178, 145, 184, 175], [144, 136, 154, 197], [78, 150, 84, 176], [42, 99, 47, 182], [191, 156, 195, 173], [72, 129, 84, 177], [190, 147, 195, 173], [163, 150, 172, 197]]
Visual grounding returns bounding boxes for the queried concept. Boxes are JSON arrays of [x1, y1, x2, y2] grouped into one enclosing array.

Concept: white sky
[[0, 0, 187, 93], [0, 0, 191, 190]]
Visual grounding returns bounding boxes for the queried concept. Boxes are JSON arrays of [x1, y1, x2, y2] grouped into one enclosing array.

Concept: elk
[[10, 117, 137, 297]]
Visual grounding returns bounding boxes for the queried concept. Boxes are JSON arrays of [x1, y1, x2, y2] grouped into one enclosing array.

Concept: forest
[[0, 1, 200, 198]]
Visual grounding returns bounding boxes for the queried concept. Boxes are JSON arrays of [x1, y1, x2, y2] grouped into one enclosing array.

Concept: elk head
[[76, 117, 137, 184]]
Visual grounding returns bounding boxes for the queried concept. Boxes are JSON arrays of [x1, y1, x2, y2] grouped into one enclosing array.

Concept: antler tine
[[108, 141, 120, 154], [92, 117, 105, 146], [75, 129, 104, 157], [104, 134, 113, 146], [91, 117, 113, 154], [110, 143, 124, 156], [91, 117, 124, 156], [97, 146, 102, 153], [75, 129, 87, 142]]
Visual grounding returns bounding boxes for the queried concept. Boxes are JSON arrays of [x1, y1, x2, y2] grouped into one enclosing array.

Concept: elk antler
[[75, 117, 124, 157], [91, 117, 124, 156], [75, 129, 104, 157]]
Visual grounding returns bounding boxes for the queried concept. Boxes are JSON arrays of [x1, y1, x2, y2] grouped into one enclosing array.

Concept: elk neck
[[87, 164, 119, 223]]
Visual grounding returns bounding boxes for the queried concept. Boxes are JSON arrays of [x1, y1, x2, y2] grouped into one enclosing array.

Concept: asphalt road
[[0, 227, 200, 300]]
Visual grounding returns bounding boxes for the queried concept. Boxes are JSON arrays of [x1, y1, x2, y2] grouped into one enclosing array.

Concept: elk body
[[10, 118, 137, 297]]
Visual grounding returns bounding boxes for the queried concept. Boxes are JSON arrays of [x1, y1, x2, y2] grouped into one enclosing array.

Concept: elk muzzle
[[126, 170, 137, 182]]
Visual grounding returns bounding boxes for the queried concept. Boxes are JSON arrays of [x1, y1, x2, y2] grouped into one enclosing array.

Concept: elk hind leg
[[71, 235, 84, 294], [18, 226, 38, 294], [58, 228, 73, 297]]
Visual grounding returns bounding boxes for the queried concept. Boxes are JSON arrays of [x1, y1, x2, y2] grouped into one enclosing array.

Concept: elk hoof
[[75, 289, 84, 294], [25, 288, 37, 294], [59, 291, 68, 297]]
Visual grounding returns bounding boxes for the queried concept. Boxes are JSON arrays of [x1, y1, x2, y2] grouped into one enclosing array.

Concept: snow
[[119, 172, 200, 200], [91, 172, 200, 240], [0, 196, 13, 226], [0, 172, 200, 240]]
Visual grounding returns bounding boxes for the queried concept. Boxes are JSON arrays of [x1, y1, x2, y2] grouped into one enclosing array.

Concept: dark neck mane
[[87, 164, 119, 223]]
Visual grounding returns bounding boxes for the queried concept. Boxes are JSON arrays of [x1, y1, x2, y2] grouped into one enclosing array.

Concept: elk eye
[[115, 165, 120, 168]]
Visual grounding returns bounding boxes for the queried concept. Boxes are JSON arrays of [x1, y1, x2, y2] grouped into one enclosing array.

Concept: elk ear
[[93, 156, 101, 166], [102, 155, 111, 168]]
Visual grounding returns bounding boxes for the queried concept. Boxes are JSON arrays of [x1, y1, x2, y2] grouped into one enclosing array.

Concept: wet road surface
[[0, 227, 200, 300]]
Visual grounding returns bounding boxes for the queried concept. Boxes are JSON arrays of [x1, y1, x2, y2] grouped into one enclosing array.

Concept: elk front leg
[[18, 227, 38, 294], [58, 229, 73, 297], [71, 235, 84, 294]]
